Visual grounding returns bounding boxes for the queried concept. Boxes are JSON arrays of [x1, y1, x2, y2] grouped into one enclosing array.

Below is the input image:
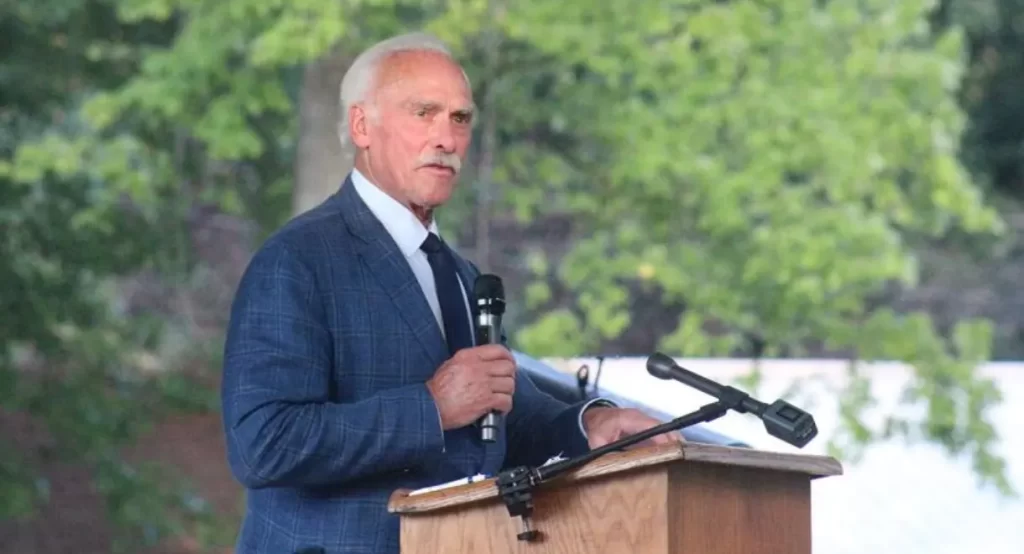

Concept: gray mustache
[[418, 154, 461, 173]]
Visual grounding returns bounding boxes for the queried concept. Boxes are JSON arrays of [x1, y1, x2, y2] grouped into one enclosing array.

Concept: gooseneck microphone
[[474, 274, 506, 443], [646, 352, 818, 448]]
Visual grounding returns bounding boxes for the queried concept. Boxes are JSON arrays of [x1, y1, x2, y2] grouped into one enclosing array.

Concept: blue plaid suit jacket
[[221, 176, 593, 554]]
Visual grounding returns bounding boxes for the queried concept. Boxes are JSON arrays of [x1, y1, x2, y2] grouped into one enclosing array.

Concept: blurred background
[[1, 0, 1023, 552]]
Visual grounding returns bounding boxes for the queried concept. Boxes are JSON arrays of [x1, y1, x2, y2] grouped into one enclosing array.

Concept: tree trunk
[[293, 49, 356, 216], [473, 1, 505, 272]]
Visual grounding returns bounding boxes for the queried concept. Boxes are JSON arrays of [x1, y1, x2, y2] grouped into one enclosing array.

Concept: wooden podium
[[388, 442, 842, 554]]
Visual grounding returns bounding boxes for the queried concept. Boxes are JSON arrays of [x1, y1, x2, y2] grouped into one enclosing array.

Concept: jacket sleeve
[[502, 370, 594, 469], [220, 242, 444, 489]]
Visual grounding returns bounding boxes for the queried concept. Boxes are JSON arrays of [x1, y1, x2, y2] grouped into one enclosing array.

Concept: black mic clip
[[713, 383, 753, 413], [496, 466, 543, 542]]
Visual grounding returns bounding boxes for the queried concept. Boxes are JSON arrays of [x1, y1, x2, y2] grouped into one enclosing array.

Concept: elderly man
[[221, 32, 677, 554]]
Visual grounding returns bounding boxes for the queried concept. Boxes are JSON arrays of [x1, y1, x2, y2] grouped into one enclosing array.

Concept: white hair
[[337, 32, 469, 150]]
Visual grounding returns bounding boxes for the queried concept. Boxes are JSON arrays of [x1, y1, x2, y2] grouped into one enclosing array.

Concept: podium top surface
[[388, 442, 842, 514]]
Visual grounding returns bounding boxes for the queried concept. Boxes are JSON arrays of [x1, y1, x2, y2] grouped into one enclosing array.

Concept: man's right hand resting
[[426, 344, 517, 430]]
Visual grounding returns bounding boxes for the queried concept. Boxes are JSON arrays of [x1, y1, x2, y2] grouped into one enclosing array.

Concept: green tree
[[1, 1, 231, 549], [2, 8, 1014, 553], [495, 0, 1011, 494], [0, 0, 448, 546], [935, 0, 1024, 200]]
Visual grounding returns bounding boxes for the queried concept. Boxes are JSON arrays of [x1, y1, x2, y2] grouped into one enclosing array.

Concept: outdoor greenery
[[2, 0, 1022, 550]]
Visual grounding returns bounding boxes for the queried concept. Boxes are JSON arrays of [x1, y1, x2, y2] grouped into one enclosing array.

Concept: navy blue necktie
[[421, 233, 474, 357]]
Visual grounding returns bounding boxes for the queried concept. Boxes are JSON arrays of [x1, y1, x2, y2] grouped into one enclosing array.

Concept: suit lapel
[[335, 178, 448, 369]]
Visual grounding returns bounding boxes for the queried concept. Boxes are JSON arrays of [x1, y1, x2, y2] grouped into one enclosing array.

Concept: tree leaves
[[2, 3, 1016, 540], [492, 0, 1010, 493], [0, 0, 237, 544]]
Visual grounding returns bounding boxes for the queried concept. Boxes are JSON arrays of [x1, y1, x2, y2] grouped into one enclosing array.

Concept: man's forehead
[[373, 51, 472, 103]]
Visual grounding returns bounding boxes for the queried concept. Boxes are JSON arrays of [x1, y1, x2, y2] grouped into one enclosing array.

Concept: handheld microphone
[[646, 352, 818, 448], [474, 274, 506, 443]]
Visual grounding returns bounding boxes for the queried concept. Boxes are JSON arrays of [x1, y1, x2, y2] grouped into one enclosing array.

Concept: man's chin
[[411, 185, 455, 211]]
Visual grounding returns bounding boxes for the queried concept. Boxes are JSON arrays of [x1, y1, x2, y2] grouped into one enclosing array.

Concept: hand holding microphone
[[425, 274, 511, 440], [427, 344, 516, 431]]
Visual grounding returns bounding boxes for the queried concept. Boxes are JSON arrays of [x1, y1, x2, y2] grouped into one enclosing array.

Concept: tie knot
[[420, 232, 443, 254]]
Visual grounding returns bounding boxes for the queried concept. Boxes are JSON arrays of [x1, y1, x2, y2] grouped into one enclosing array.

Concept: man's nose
[[430, 116, 456, 153]]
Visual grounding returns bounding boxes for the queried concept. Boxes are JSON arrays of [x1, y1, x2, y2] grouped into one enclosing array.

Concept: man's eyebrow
[[406, 100, 439, 110], [403, 100, 476, 115]]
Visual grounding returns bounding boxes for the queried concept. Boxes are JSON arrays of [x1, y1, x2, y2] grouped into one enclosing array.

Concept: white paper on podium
[[408, 474, 488, 496]]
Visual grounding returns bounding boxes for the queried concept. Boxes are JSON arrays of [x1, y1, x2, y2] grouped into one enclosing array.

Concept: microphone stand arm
[[496, 399, 734, 542]]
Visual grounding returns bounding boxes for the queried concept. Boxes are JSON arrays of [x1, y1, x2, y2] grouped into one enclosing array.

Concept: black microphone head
[[646, 352, 677, 380], [474, 273, 504, 299], [474, 274, 505, 315], [761, 399, 818, 448]]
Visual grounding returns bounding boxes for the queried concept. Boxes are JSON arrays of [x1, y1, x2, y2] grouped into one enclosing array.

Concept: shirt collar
[[350, 168, 439, 258]]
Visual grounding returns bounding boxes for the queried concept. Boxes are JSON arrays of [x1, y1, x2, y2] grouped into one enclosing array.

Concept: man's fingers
[[486, 359, 516, 377], [491, 392, 513, 414], [652, 432, 678, 445], [469, 344, 515, 362], [490, 376, 515, 394]]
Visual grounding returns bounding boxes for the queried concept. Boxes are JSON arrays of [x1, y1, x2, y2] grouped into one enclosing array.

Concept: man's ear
[[349, 104, 372, 149]]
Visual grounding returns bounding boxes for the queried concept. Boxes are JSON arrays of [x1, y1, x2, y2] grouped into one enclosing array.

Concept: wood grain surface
[[388, 442, 841, 514], [391, 442, 833, 554]]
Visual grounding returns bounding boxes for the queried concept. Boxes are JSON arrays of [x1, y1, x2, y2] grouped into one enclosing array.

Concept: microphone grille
[[474, 274, 504, 300]]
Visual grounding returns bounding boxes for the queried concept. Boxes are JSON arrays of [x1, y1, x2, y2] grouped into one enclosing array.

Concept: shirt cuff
[[578, 397, 618, 440], [433, 403, 446, 453]]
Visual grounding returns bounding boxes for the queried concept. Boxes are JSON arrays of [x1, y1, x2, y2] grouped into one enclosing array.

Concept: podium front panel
[[399, 469, 671, 554], [669, 462, 811, 554]]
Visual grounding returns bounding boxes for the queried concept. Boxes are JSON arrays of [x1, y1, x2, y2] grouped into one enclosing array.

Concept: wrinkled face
[[349, 50, 474, 216]]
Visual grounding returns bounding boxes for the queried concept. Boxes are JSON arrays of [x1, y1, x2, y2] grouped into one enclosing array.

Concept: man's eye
[[415, 110, 428, 117]]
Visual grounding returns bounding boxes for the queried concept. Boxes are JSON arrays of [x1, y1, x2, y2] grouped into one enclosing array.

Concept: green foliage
[[94, 456, 232, 553], [1, 5, 1018, 551], [0, 0, 237, 547], [490, 0, 1011, 494], [0, 0, 440, 544], [0, 294, 232, 546], [848, 313, 1009, 492], [937, 0, 1024, 196], [0, 448, 44, 521]]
